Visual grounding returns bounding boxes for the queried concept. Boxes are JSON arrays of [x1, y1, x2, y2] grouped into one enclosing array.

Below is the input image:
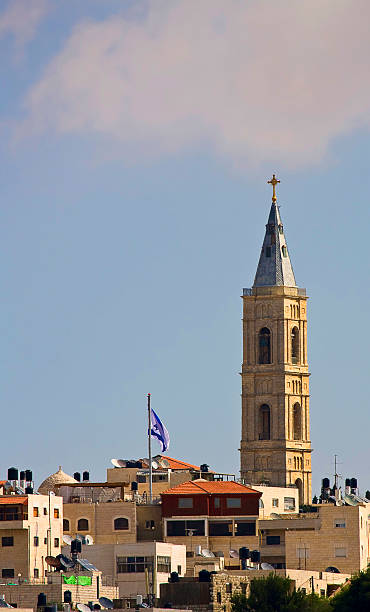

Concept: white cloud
[[17, 0, 370, 167], [0, 0, 48, 55]]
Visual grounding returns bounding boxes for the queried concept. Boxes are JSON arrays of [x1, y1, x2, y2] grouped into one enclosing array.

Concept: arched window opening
[[282, 245, 287, 257], [259, 404, 271, 440], [258, 328, 271, 364], [77, 518, 89, 531], [294, 457, 297, 470], [293, 404, 302, 440], [63, 519, 70, 531], [114, 517, 129, 531], [291, 327, 299, 364]]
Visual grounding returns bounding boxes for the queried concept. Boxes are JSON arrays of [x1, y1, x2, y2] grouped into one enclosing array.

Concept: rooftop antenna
[[334, 454, 342, 489]]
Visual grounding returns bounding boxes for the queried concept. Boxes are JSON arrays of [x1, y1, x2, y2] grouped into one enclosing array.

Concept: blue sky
[[1, 0, 370, 497]]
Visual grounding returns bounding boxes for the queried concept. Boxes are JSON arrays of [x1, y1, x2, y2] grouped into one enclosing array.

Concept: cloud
[[17, 0, 370, 167], [0, 0, 48, 55]]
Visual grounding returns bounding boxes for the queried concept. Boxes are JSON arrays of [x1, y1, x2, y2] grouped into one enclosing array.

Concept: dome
[[38, 466, 78, 495]]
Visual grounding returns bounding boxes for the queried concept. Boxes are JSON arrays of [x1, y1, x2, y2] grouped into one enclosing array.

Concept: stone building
[[240, 176, 312, 504]]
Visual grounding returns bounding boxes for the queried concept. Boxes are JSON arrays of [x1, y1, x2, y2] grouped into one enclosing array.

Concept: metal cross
[[267, 174, 280, 203]]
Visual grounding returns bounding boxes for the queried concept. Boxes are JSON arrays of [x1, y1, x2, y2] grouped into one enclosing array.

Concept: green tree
[[330, 567, 370, 611], [231, 573, 330, 612]]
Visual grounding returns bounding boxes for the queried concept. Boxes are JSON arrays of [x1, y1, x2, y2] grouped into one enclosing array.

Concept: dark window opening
[[291, 327, 299, 364], [236, 522, 256, 536], [265, 246, 271, 257], [167, 520, 205, 537], [114, 517, 129, 530], [2, 569, 14, 578], [34, 536, 39, 546], [282, 245, 287, 257], [266, 535, 280, 545], [209, 522, 232, 536], [258, 328, 271, 364], [63, 519, 70, 531], [2, 537, 14, 547], [293, 404, 302, 441], [77, 518, 89, 531], [259, 404, 271, 440]]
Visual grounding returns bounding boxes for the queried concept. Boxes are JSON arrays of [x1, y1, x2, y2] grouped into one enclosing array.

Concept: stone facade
[[62, 500, 137, 545]]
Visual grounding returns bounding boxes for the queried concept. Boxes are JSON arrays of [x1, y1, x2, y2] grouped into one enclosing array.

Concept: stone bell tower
[[240, 175, 312, 505]]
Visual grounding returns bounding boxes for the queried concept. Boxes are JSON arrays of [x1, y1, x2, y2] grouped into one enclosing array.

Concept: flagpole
[[148, 393, 153, 504]]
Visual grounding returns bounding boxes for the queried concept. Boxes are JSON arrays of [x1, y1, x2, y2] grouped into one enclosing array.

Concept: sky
[[1, 0, 370, 497]]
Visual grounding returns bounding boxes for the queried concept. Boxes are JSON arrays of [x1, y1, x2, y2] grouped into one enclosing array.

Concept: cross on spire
[[268, 174, 280, 203]]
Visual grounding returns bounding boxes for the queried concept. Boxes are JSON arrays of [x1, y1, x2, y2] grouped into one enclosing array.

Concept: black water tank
[[45, 606, 57, 612], [131, 481, 138, 491], [8, 467, 18, 480], [239, 547, 250, 560], [199, 570, 211, 582], [322, 478, 330, 489], [37, 593, 47, 607], [170, 571, 179, 583], [74, 472, 81, 482], [250, 550, 260, 563], [64, 591, 72, 603], [83, 471, 90, 482], [25, 470, 33, 481], [200, 464, 209, 472], [345, 478, 351, 487], [71, 539, 82, 554], [25, 486, 33, 494], [20, 471, 26, 481], [350, 478, 358, 489]]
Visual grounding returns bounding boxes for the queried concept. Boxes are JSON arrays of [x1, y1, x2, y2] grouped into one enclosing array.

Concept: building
[[162, 480, 261, 569], [253, 484, 299, 518], [240, 175, 312, 504]]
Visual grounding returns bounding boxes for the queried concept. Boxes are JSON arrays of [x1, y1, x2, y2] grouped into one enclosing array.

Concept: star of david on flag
[[150, 408, 170, 453]]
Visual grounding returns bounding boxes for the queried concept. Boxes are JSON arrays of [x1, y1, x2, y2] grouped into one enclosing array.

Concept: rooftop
[[161, 479, 261, 496]]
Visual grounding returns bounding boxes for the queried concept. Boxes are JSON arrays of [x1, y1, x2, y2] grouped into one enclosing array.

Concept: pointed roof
[[253, 199, 296, 288]]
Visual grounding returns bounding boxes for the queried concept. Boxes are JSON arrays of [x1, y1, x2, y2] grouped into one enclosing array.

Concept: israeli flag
[[150, 408, 170, 453]]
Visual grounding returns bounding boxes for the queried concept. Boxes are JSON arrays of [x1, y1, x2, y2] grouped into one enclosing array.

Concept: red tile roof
[[0, 496, 28, 505], [142, 456, 205, 471], [161, 479, 261, 496]]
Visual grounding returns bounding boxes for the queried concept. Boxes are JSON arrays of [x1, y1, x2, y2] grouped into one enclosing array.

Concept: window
[[146, 520, 155, 530], [178, 498, 193, 509], [54, 538, 59, 547], [334, 519, 346, 529], [282, 245, 287, 257], [293, 404, 302, 440], [320, 590, 325, 598], [2, 537, 14, 547], [209, 521, 232, 536], [2, 569, 14, 578], [217, 592, 222, 604], [226, 497, 241, 509], [214, 497, 220, 509], [284, 497, 296, 511], [235, 521, 256, 536], [114, 517, 129, 531], [272, 499, 279, 508], [226, 584, 232, 594], [291, 327, 299, 363], [157, 556, 171, 573], [33, 508, 39, 517], [137, 475, 146, 483], [54, 508, 60, 519], [117, 556, 153, 573], [258, 328, 271, 364], [279, 225, 284, 234], [77, 518, 89, 531], [44, 538, 48, 545], [43, 508, 47, 516], [63, 519, 70, 531], [34, 536, 39, 546], [266, 536, 280, 545], [167, 520, 205, 537], [34, 569, 39, 578], [177, 565, 182, 574], [265, 246, 271, 257], [335, 548, 347, 558], [259, 404, 271, 440]]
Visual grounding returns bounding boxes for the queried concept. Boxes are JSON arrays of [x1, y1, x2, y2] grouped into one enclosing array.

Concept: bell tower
[[240, 176, 312, 505]]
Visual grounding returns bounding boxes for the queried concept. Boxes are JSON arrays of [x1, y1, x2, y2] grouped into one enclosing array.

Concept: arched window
[[282, 245, 287, 257], [291, 327, 299, 364], [258, 328, 271, 364], [293, 404, 302, 440], [114, 517, 129, 531], [63, 519, 70, 531], [77, 518, 89, 531], [259, 404, 271, 440]]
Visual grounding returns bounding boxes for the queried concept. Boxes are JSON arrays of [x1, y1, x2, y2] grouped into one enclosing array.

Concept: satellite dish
[[117, 459, 127, 468], [325, 566, 340, 573], [201, 549, 215, 558], [215, 551, 224, 557], [229, 550, 239, 559], [159, 458, 170, 469], [343, 494, 358, 506], [111, 459, 121, 468], [75, 534, 84, 542], [270, 513, 281, 519], [151, 460, 159, 470], [57, 554, 75, 569], [261, 562, 274, 570], [63, 535, 73, 545], [98, 598, 113, 609], [77, 605, 92, 612], [84, 535, 94, 545], [45, 556, 60, 568], [246, 566, 257, 570]]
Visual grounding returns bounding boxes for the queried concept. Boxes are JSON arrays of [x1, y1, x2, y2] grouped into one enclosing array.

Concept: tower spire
[[253, 175, 296, 288]]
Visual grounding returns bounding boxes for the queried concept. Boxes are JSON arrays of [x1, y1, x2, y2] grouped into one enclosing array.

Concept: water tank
[[25, 486, 33, 494], [200, 464, 209, 472], [63, 591, 72, 604], [199, 570, 211, 582], [170, 571, 179, 583], [71, 539, 82, 555], [73, 472, 81, 482], [345, 478, 351, 487], [322, 478, 330, 489], [195, 545, 202, 556], [37, 593, 47, 607], [20, 471, 26, 481], [250, 550, 260, 563], [82, 471, 90, 482], [8, 467, 18, 481], [25, 470, 33, 482], [239, 547, 250, 560], [350, 478, 358, 489], [131, 481, 138, 491]]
